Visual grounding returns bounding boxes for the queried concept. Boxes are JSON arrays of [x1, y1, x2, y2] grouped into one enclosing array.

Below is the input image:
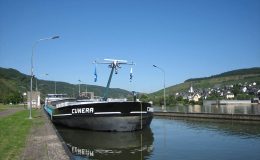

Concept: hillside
[[185, 67, 260, 82], [0, 67, 131, 102], [151, 67, 260, 96]]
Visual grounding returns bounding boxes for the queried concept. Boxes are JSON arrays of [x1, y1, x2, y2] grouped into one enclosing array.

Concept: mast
[[104, 64, 115, 100], [94, 59, 133, 101]]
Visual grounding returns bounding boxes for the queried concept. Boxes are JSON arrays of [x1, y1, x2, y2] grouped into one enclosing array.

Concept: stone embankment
[[154, 111, 260, 121], [203, 100, 252, 105], [21, 109, 71, 160]]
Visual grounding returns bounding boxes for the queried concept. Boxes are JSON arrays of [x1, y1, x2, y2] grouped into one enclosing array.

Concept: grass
[[0, 108, 42, 160]]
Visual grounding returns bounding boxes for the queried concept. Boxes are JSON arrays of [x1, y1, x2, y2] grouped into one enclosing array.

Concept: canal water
[[56, 117, 260, 160]]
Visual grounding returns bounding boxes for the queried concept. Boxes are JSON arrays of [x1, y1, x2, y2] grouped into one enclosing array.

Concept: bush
[[236, 93, 253, 100]]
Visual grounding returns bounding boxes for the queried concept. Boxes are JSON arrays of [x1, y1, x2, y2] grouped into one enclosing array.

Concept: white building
[[192, 93, 201, 102], [242, 87, 247, 93], [189, 84, 194, 93], [80, 92, 94, 99], [226, 93, 235, 99], [27, 91, 41, 109]]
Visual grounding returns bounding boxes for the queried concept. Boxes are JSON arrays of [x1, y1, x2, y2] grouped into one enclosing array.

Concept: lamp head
[[52, 36, 60, 39]]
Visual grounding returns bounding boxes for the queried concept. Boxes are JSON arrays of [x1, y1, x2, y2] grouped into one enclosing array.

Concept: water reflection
[[151, 118, 260, 160], [56, 125, 154, 160], [56, 118, 260, 160], [154, 104, 260, 115], [170, 118, 260, 139]]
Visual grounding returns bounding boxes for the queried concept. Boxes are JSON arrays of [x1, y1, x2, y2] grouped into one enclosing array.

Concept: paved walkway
[[21, 109, 71, 160], [0, 107, 24, 118]]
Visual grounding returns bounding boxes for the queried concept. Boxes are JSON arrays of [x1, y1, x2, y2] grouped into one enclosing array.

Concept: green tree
[[207, 91, 222, 100], [189, 100, 195, 105], [167, 95, 177, 106], [236, 93, 253, 100], [232, 84, 241, 96], [176, 96, 183, 102], [3, 92, 23, 104], [139, 94, 150, 102]]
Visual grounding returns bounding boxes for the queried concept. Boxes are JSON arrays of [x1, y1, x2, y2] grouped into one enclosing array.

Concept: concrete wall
[[154, 112, 260, 121], [204, 100, 251, 105]]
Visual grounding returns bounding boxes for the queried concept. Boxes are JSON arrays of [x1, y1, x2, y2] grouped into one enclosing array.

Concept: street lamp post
[[79, 80, 88, 98], [55, 81, 57, 94], [35, 78, 38, 92], [44, 73, 57, 94], [78, 80, 81, 97], [29, 36, 59, 119], [153, 65, 166, 112], [36, 73, 49, 92]]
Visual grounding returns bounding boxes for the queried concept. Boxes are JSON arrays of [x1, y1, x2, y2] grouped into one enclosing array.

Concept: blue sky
[[0, 0, 260, 93]]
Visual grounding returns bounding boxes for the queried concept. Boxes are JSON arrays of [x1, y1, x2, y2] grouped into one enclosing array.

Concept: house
[[187, 92, 201, 102], [251, 98, 260, 104], [191, 93, 201, 102], [242, 87, 247, 93], [226, 92, 234, 99], [182, 94, 189, 100], [27, 91, 41, 109], [80, 92, 94, 99]]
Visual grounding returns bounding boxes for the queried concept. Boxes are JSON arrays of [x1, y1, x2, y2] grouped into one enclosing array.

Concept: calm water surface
[[56, 117, 260, 160]]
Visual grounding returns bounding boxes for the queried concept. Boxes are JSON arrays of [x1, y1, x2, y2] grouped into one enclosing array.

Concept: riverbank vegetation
[[0, 67, 131, 103], [139, 94, 203, 106], [1, 92, 24, 105], [149, 67, 260, 106], [0, 108, 41, 159]]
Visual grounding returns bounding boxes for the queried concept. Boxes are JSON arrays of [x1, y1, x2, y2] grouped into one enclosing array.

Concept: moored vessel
[[44, 59, 153, 131]]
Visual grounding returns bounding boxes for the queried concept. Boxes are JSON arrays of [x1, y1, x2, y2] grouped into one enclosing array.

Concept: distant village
[[175, 82, 260, 104]]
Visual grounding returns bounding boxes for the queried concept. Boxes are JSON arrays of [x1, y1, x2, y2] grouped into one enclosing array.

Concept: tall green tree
[[232, 84, 241, 96]]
